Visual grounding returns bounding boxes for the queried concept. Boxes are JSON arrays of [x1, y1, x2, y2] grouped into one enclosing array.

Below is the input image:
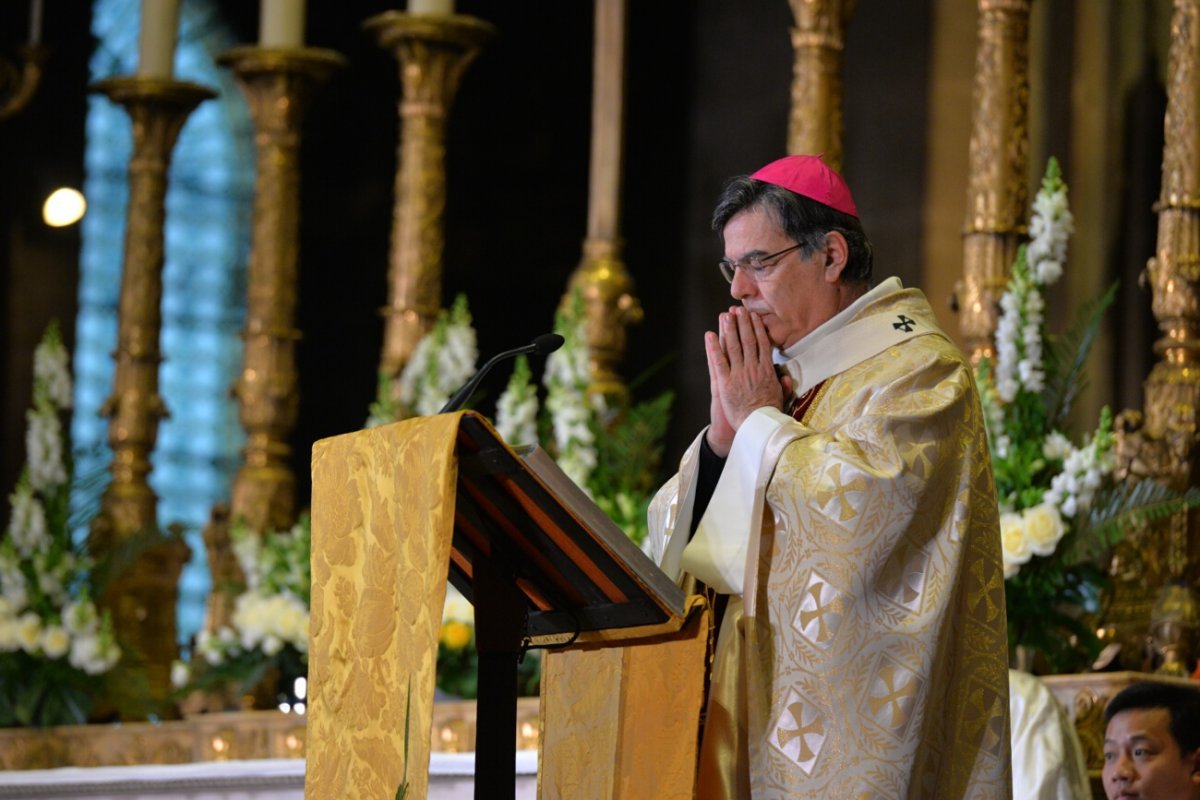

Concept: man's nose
[[729, 267, 754, 299], [1111, 753, 1135, 781]]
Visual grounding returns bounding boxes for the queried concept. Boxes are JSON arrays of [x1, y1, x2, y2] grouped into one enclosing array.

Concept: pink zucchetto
[[750, 154, 859, 219]]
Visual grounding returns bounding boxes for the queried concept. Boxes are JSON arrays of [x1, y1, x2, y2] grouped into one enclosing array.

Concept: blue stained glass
[[78, 0, 254, 645]]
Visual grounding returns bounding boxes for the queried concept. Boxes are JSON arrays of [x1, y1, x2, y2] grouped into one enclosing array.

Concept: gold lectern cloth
[[307, 414, 462, 800], [538, 595, 710, 800]]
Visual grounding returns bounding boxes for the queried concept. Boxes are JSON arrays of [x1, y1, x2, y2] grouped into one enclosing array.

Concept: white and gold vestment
[[649, 278, 1012, 799]]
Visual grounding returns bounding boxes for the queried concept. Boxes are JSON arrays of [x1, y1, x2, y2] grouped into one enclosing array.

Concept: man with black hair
[[648, 155, 1011, 798], [1104, 681, 1200, 800]]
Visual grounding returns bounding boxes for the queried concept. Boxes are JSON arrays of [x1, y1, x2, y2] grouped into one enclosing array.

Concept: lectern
[[306, 412, 708, 800]]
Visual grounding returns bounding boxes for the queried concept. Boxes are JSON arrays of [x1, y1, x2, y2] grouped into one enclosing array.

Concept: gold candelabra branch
[[786, 0, 853, 170], [87, 76, 213, 712], [0, 43, 45, 120], [365, 11, 494, 383], [957, 0, 1032, 365], [1110, 0, 1200, 673], [217, 46, 344, 535]]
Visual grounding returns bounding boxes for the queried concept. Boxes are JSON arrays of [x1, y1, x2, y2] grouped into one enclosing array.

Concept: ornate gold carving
[[216, 47, 344, 537], [365, 12, 494, 382], [787, 0, 853, 171], [1109, 0, 1200, 668], [87, 77, 213, 711], [958, 0, 1032, 364], [566, 0, 642, 403]]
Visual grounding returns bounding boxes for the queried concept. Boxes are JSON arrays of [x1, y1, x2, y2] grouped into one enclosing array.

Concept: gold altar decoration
[[1108, 0, 1200, 671], [786, 0, 853, 171], [565, 0, 642, 404], [0, 43, 45, 120], [366, 11, 493, 386], [87, 76, 213, 710], [0, 700, 538, 771], [957, 0, 1032, 365]]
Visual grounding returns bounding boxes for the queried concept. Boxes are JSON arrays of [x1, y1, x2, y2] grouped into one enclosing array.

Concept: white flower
[[25, 406, 67, 492], [68, 632, 119, 675], [1000, 512, 1032, 578], [1042, 432, 1072, 460], [1022, 503, 1066, 557], [16, 611, 42, 654], [34, 334, 73, 409], [261, 635, 283, 657], [0, 617, 19, 652], [171, 660, 190, 689], [40, 624, 71, 659], [62, 599, 99, 635], [5, 485, 49, 560]]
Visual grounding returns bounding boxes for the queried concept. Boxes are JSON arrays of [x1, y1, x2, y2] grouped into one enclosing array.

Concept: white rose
[[0, 617, 19, 652], [261, 635, 283, 657], [1023, 503, 1066, 557], [40, 624, 71, 659], [62, 600, 98, 635], [1000, 512, 1032, 570], [16, 612, 42, 654], [171, 660, 190, 689]]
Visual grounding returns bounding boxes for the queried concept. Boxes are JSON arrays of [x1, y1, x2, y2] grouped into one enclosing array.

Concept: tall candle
[[408, 0, 454, 14], [259, 0, 305, 47], [28, 0, 43, 46], [137, 0, 180, 79]]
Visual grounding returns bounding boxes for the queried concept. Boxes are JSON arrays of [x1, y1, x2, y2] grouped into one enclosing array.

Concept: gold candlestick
[[365, 11, 494, 384], [217, 46, 344, 535], [957, 0, 1032, 365], [566, 0, 642, 404], [88, 76, 214, 712], [0, 43, 46, 120], [786, 0, 853, 171], [1109, 0, 1200, 670]]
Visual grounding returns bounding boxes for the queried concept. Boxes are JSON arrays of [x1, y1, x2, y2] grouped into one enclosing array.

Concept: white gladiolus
[[25, 406, 67, 492], [34, 333, 73, 409], [6, 484, 49, 558], [0, 617, 19, 652]]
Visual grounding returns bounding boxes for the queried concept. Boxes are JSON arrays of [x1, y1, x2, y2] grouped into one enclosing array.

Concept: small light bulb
[[42, 187, 86, 227]]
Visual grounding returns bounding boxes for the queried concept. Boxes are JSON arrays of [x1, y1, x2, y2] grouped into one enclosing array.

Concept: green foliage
[[1042, 282, 1119, 431], [590, 391, 675, 545]]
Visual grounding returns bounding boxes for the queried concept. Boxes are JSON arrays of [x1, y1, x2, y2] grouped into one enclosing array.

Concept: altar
[[0, 754, 539, 800]]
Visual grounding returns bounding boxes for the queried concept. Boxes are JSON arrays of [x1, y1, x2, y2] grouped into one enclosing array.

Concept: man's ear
[[1190, 747, 1200, 785], [822, 230, 850, 283]]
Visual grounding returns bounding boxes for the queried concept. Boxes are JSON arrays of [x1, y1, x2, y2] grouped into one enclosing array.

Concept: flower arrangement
[[176, 516, 310, 705], [0, 323, 121, 726], [979, 159, 1199, 673]]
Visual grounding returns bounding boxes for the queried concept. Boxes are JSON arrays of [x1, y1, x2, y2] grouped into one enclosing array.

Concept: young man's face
[[1103, 707, 1200, 800]]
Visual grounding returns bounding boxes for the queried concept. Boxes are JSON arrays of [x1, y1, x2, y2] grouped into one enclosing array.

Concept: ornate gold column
[[565, 0, 642, 403], [957, 0, 1033, 365], [1109, 0, 1200, 670], [365, 11, 493, 383], [88, 77, 213, 710], [217, 47, 344, 534], [786, 0, 853, 170]]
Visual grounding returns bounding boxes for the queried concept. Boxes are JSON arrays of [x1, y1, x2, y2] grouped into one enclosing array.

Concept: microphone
[[440, 333, 565, 414]]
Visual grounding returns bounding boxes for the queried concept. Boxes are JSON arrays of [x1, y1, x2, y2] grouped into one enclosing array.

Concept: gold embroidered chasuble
[[649, 281, 1012, 798]]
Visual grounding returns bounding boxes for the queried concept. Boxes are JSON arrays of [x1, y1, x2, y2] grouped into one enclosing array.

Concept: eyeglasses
[[718, 242, 804, 283]]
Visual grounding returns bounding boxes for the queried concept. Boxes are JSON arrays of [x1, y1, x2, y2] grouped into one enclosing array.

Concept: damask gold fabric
[[649, 285, 1012, 798], [306, 414, 462, 800], [537, 597, 710, 800]]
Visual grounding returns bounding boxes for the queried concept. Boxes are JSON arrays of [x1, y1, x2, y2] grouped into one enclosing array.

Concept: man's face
[[1103, 708, 1200, 800], [722, 206, 840, 350]]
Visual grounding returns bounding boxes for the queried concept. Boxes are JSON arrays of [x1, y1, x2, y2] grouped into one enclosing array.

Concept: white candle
[[137, 0, 180, 79], [408, 0, 454, 14], [28, 0, 43, 46], [259, 0, 305, 47]]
